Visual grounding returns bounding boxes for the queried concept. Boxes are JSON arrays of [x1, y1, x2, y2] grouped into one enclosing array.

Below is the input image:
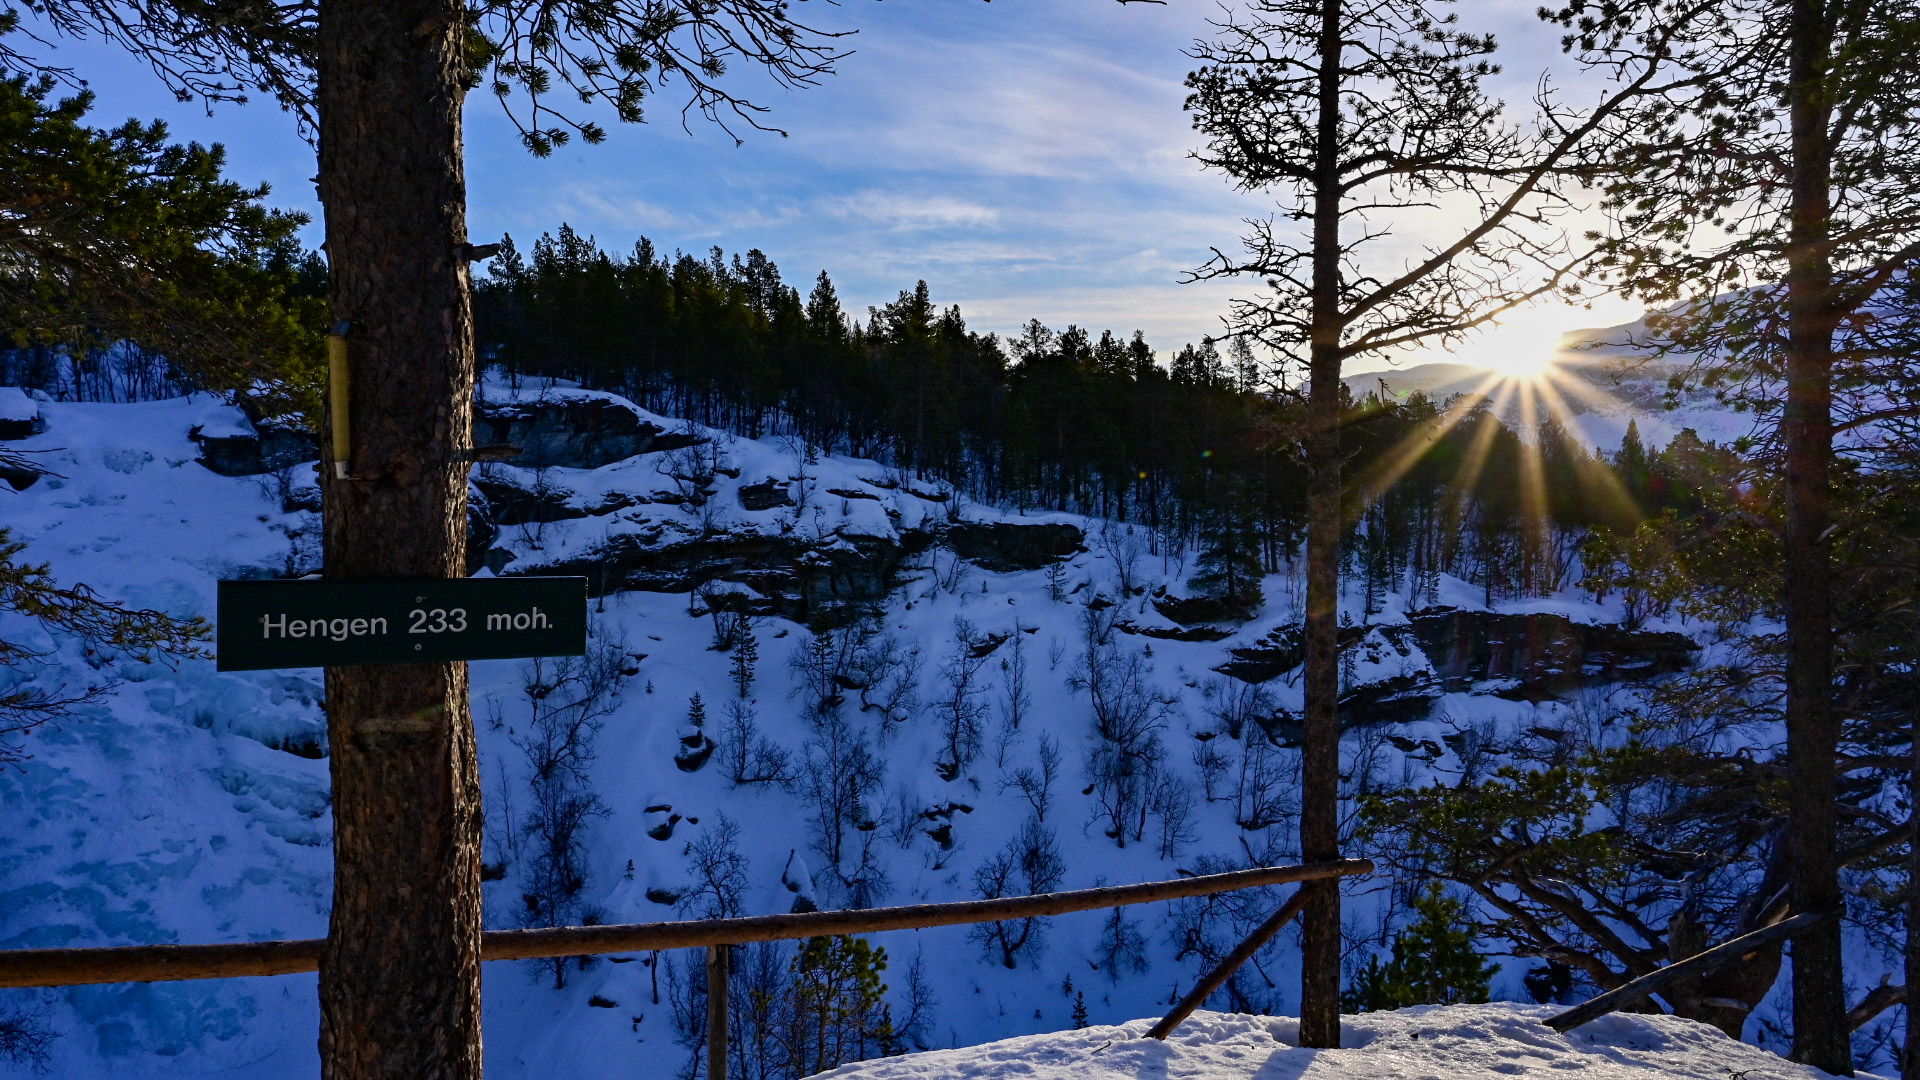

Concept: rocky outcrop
[[192, 420, 317, 477], [1155, 593, 1254, 626], [944, 522, 1082, 571], [1217, 608, 1700, 721], [476, 395, 701, 469], [475, 473, 576, 526], [1216, 623, 1441, 722], [1340, 625, 1444, 723], [1407, 607, 1698, 698], [471, 470, 645, 527], [1216, 624, 1307, 684], [518, 526, 933, 628], [1117, 621, 1233, 642], [738, 478, 794, 511]]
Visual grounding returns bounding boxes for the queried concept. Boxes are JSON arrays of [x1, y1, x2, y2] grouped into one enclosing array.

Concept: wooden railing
[[1543, 907, 1838, 1034], [0, 858, 1372, 1076]]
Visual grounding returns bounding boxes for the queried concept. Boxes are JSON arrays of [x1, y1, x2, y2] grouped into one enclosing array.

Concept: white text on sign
[[260, 614, 390, 642]]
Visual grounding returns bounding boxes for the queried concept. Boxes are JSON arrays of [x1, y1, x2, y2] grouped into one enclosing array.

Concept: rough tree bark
[[315, 1, 484, 1077], [1782, 0, 1848, 1071], [1908, 713, 1920, 1080], [1297, 0, 1346, 1050]]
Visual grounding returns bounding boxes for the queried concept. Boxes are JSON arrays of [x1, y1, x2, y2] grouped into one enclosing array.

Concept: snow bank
[[822, 1004, 1855, 1080], [0, 385, 38, 421]]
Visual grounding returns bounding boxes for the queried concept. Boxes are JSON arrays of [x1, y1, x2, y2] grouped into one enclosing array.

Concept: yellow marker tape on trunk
[[328, 324, 350, 479]]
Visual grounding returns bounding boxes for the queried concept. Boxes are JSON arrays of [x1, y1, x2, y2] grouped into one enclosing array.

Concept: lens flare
[[1351, 298, 1652, 548]]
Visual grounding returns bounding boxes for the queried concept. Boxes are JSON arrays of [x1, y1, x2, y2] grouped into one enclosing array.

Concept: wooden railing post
[[1146, 886, 1311, 1040], [1544, 907, 1837, 1033], [706, 944, 729, 1080]]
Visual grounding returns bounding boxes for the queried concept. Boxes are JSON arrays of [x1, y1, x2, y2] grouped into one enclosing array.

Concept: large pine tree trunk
[[1783, 0, 1848, 1072], [315, 2, 484, 1077], [1907, 716, 1920, 1080], [1297, 0, 1345, 1050]]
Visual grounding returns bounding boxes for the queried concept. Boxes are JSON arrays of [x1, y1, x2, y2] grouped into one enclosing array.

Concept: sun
[[1352, 296, 1655, 542], [1464, 307, 1575, 379]]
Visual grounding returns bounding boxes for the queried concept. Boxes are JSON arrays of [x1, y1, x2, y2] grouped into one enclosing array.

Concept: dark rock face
[[475, 395, 702, 469], [944, 522, 1083, 571], [1217, 624, 1423, 720], [472, 472, 586, 526], [1155, 593, 1254, 626], [520, 527, 927, 628], [0, 412, 46, 441], [1217, 624, 1307, 684], [1118, 621, 1233, 643], [738, 478, 794, 511], [1407, 607, 1698, 697], [1217, 608, 1699, 722], [475, 470, 643, 526], [1339, 625, 1443, 723], [192, 421, 318, 477]]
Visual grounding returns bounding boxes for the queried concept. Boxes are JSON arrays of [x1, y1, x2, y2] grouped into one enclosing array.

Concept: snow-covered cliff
[[0, 381, 1818, 1078]]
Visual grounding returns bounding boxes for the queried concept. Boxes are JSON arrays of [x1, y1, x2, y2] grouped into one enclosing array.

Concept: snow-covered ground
[[0, 382, 1890, 1077], [824, 1005, 1861, 1080]]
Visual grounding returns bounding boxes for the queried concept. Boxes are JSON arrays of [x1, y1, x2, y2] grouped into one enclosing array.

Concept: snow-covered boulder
[[189, 413, 317, 477], [0, 385, 45, 439]]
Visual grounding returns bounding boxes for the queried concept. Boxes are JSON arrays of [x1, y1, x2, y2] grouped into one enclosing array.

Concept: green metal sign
[[217, 577, 588, 671]]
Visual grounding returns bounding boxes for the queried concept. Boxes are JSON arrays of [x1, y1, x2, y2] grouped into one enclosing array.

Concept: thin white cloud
[[539, 183, 692, 234], [791, 15, 1208, 184], [816, 190, 1001, 231]]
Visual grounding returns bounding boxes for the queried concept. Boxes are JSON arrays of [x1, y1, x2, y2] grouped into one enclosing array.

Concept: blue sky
[[27, 1, 1639, 371]]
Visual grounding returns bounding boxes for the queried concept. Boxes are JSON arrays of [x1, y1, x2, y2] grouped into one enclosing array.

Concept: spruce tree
[[730, 623, 758, 699], [1045, 561, 1068, 604], [0, 69, 323, 413], [1343, 883, 1495, 1013], [1191, 496, 1265, 616]]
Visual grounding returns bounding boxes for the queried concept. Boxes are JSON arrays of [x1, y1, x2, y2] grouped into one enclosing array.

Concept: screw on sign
[[217, 577, 589, 670]]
